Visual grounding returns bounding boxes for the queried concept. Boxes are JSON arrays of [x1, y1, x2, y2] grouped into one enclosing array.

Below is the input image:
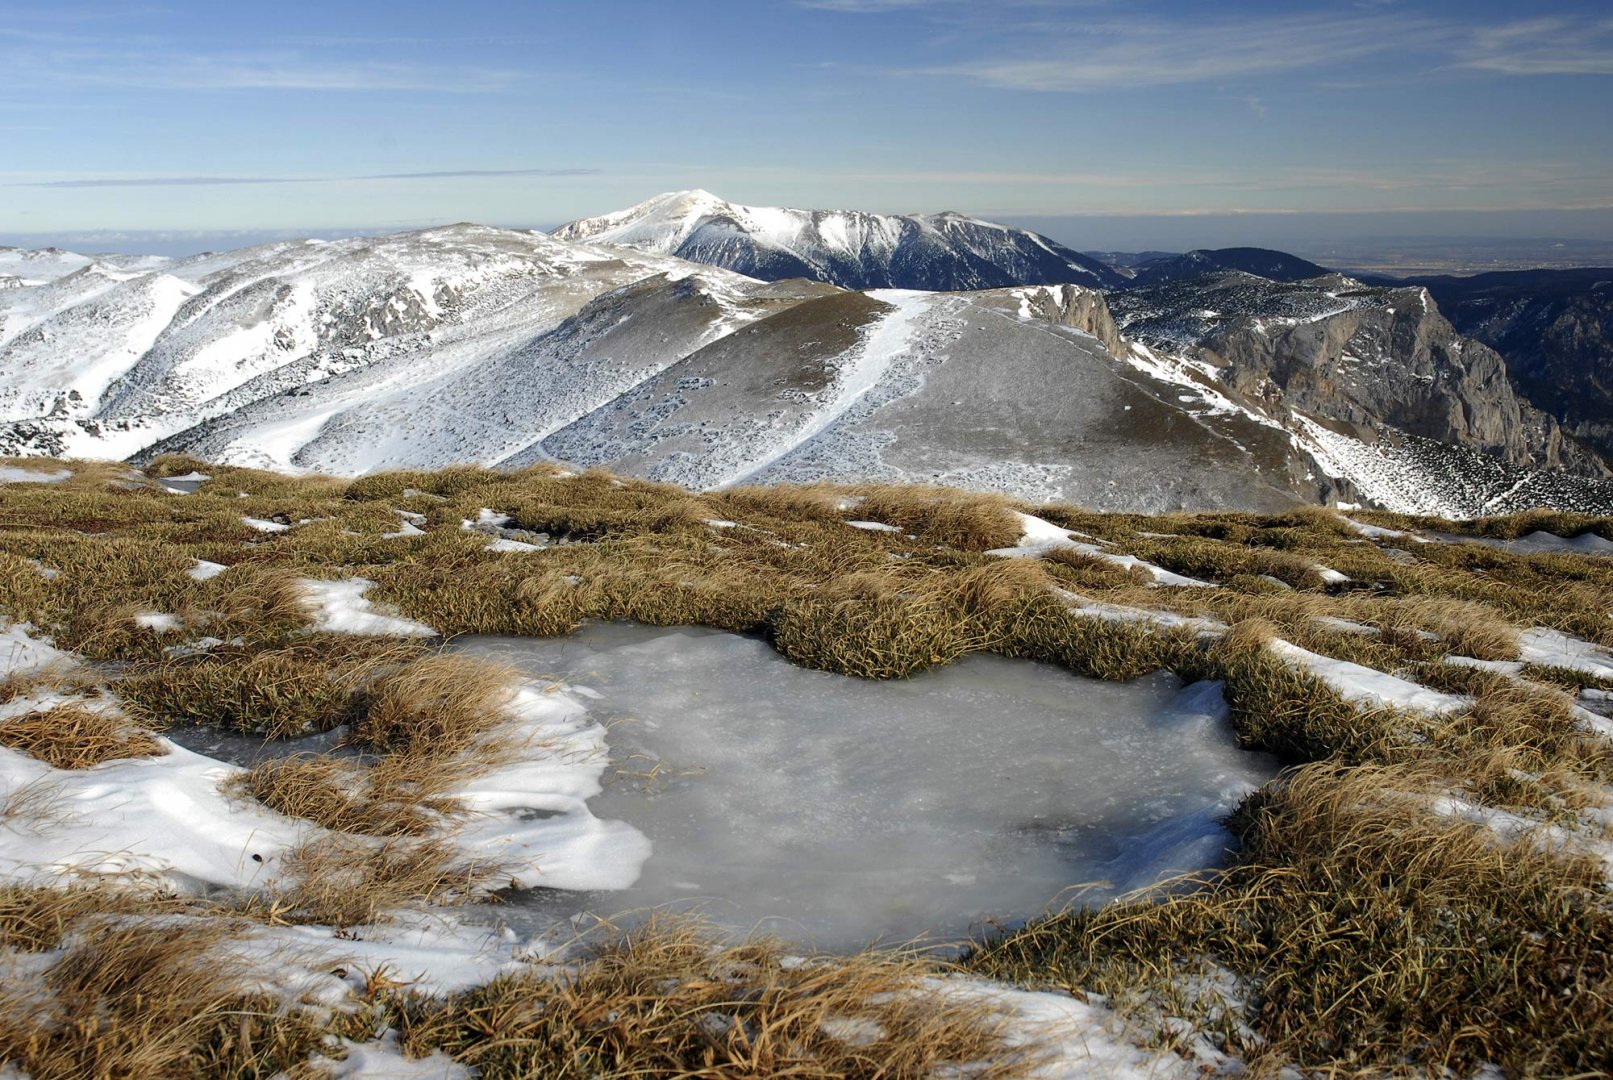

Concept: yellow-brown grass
[[9, 456, 1613, 1076], [225, 754, 459, 837], [0, 704, 164, 769], [850, 484, 1024, 551], [396, 915, 1039, 1080], [353, 653, 519, 759], [120, 638, 428, 737], [0, 915, 342, 1080], [270, 834, 510, 926], [969, 763, 1613, 1075]]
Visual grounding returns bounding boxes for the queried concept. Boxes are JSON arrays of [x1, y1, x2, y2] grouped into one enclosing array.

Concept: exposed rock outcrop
[[1110, 271, 1606, 477], [1413, 268, 1613, 461]]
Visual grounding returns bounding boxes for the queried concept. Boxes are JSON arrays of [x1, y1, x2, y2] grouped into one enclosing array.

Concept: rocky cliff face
[[1413, 269, 1613, 461], [1011, 283, 1127, 358], [1110, 272, 1605, 477]]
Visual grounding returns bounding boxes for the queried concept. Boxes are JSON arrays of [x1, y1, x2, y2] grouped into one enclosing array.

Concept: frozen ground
[[458, 623, 1277, 950]]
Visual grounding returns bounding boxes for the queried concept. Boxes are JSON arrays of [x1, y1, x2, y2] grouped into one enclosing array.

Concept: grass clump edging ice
[[2, 455, 1613, 1077]]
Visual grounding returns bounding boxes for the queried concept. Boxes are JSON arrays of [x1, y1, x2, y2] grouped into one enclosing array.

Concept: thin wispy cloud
[[1460, 17, 1613, 76], [880, 8, 1613, 91], [23, 169, 600, 190], [0, 43, 525, 94], [916, 12, 1441, 91], [796, 0, 940, 10]]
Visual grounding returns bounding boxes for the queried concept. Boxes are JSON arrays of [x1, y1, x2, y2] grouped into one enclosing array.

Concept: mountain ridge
[[553, 190, 1127, 292], [3, 216, 1610, 517]]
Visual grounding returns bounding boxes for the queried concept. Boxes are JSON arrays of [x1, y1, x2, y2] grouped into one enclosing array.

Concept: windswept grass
[[270, 834, 511, 926], [0, 704, 164, 770], [119, 640, 425, 738], [395, 915, 1035, 1080], [5, 456, 1613, 1076], [0, 914, 348, 1080], [226, 754, 459, 838], [968, 764, 1613, 1075], [355, 653, 518, 759]]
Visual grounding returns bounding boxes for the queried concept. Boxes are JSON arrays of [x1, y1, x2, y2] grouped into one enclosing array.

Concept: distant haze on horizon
[[7, 206, 1613, 272], [4, 0, 1610, 256]]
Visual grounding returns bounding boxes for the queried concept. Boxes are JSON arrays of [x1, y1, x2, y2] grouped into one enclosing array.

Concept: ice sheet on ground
[[990, 512, 1215, 587], [0, 465, 70, 484], [242, 515, 290, 532], [1430, 530, 1613, 556], [299, 578, 438, 637], [458, 623, 1276, 949], [1269, 639, 1469, 715]]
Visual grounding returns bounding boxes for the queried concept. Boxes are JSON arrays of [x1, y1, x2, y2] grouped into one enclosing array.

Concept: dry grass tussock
[[226, 653, 522, 835], [228, 653, 527, 920], [395, 915, 1039, 1080], [0, 703, 165, 770], [226, 754, 459, 838], [354, 653, 519, 759], [0, 912, 350, 1080], [268, 834, 512, 926], [118, 636, 428, 737], [968, 763, 1613, 1075], [847, 483, 1024, 551], [0, 892, 1048, 1080], [7, 457, 1613, 1075]]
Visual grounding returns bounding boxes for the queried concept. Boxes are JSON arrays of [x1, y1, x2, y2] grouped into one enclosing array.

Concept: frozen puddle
[[459, 623, 1276, 950]]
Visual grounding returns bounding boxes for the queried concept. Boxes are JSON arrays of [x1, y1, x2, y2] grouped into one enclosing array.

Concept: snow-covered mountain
[[2, 225, 1609, 516], [0, 225, 770, 466], [552, 190, 1126, 292]]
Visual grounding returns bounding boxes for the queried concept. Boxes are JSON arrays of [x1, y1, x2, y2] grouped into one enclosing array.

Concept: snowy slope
[[553, 190, 1126, 292], [3, 227, 1611, 515], [0, 225, 766, 465]]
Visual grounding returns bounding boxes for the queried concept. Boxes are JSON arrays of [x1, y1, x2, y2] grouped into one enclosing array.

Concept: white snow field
[[2, 224, 1585, 515], [458, 623, 1277, 950], [552, 188, 1124, 291]]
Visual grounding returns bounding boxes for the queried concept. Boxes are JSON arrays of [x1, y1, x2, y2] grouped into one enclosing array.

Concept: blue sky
[[3, 0, 1611, 247]]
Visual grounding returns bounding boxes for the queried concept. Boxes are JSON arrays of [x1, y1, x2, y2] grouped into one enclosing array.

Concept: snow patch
[[991, 512, 1215, 588], [299, 578, 438, 637], [1269, 639, 1469, 715]]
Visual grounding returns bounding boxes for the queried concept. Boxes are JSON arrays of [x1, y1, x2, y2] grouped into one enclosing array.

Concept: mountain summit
[[552, 190, 1125, 292]]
